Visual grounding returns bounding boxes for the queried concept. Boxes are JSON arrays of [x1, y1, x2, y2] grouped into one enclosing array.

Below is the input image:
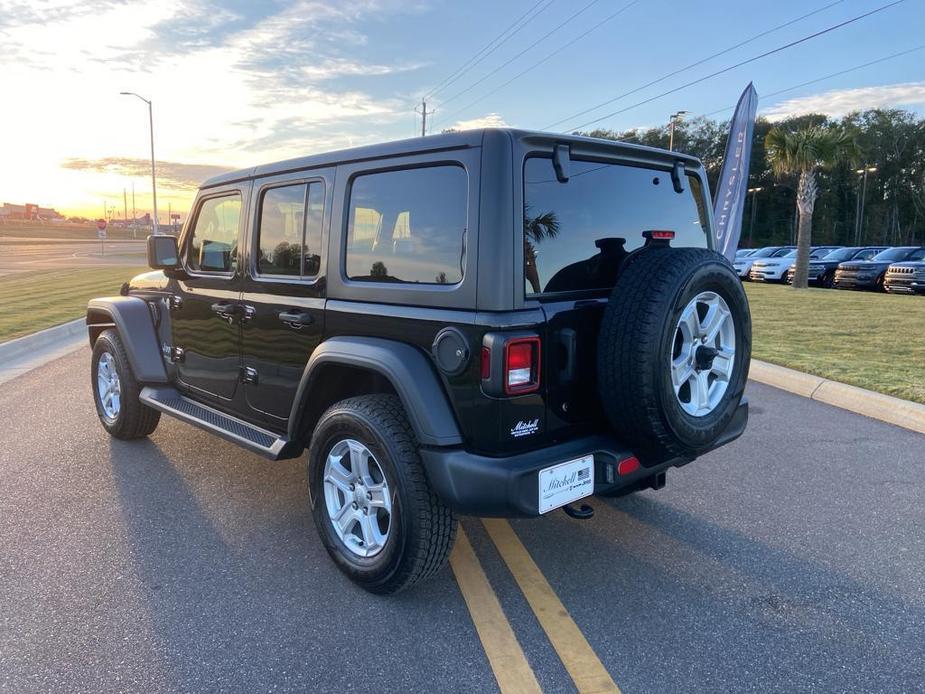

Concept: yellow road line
[[482, 518, 621, 694], [449, 526, 542, 694]]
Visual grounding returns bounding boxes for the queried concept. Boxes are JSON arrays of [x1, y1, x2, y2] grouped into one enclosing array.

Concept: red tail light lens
[[480, 346, 491, 380], [646, 230, 675, 240], [504, 337, 540, 395]]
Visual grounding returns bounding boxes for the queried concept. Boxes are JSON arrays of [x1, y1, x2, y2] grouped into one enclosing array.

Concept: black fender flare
[[86, 296, 168, 383], [289, 336, 463, 447]]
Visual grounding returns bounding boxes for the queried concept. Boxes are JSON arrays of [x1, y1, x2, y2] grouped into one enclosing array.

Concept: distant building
[[0, 202, 65, 221]]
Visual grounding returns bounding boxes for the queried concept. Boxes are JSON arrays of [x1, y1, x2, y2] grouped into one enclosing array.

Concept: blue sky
[[0, 0, 921, 216]]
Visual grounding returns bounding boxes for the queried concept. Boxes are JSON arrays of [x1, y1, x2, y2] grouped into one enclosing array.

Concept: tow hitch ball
[[562, 503, 594, 520]]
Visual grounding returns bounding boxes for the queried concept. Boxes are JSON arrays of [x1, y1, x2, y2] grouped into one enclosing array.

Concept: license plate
[[538, 455, 594, 514]]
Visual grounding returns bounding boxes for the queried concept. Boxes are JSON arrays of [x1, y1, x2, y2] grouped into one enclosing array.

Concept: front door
[[172, 187, 247, 401], [240, 173, 330, 423]]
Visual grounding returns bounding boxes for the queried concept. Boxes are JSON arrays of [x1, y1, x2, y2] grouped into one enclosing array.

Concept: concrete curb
[[0, 319, 87, 386], [749, 359, 925, 436], [0, 318, 85, 362]]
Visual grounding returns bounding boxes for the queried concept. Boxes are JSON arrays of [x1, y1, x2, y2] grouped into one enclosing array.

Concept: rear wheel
[[597, 248, 751, 461], [308, 394, 457, 594], [91, 329, 160, 439]]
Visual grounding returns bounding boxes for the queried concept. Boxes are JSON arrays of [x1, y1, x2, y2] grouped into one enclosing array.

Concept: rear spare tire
[[597, 247, 750, 461]]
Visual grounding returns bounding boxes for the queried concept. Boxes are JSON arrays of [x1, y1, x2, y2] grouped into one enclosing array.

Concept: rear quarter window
[[345, 165, 467, 285], [524, 156, 708, 296]]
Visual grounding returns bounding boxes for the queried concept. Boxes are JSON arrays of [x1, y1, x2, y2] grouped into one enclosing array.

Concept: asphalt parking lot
[[0, 238, 146, 275], [1, 348, 923, 693]]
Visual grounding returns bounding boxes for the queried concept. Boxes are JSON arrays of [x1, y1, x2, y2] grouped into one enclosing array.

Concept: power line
[[424, 0, 555, 100], [544, 0, 848, 130], [437, 0, 606, 109], [699, 43, 925, 118], [559, 0, 908, 133], [441, 0, 641, 124]]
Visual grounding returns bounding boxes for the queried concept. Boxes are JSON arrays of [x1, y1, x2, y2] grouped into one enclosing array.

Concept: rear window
[[523, 157, 708, 295], [346, 165, 467, 284]]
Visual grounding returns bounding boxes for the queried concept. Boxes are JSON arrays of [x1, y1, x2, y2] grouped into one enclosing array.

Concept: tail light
[[481, 332, 541, 397], [504, 337, 540, 395]]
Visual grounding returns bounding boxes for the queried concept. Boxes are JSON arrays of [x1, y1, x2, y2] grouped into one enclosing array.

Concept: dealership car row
[[733, 244, 925, 294]]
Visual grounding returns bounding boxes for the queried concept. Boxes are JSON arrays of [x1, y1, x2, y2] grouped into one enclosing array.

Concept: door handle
[[210, 301, 240, 317], [278, 310, 314, 328]]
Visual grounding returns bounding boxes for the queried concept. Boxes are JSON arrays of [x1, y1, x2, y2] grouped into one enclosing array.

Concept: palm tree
[[765, 125, 859, 288], [523, 207, 559, 293]]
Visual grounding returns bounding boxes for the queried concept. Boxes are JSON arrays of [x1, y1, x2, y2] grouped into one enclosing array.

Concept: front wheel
[[91, 329, 160, 439], [308, 395, 457, 594]]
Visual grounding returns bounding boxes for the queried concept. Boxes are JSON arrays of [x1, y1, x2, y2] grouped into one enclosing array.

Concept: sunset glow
[[1, 0, 922, 219]]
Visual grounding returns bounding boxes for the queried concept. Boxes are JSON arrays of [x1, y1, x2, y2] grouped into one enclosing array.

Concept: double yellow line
[[450, 520, 621, 693]]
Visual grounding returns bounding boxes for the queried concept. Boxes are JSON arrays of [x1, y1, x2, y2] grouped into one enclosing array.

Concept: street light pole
[[854, 165, 877, 244], [120, 91, 159, 235], [668, 110, 688, 151], [747, 187, 763, 245]]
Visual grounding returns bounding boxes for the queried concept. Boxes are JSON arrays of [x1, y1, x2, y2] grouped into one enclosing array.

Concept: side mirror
[[147, 234, 180, 270]]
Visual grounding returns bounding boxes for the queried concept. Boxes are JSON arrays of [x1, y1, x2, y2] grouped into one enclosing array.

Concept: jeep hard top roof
[[201, 128, 702, 190]]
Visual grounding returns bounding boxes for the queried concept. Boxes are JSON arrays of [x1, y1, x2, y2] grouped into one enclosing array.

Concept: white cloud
[[446, 112, 508, 131], [0, 0, 426, 215], [763, 82, 925, 121]]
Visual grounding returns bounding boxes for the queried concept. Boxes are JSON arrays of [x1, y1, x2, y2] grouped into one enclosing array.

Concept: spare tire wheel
[[597, 247, 751, 461]]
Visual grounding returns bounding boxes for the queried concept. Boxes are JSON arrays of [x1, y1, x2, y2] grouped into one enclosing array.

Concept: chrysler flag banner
[[713, 82, 759, 261]]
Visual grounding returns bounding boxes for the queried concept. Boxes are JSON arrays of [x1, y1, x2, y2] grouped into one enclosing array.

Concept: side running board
[[139, 386, 300, 460]]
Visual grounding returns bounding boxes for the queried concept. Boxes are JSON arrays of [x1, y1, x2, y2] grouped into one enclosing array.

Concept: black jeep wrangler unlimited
[[86, 129, 750, 593]]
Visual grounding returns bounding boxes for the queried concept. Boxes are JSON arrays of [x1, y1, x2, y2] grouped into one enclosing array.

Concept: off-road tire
[[308, 394, 457, 594], [91, 329, 161, 439], [597, 247, 750, 462]]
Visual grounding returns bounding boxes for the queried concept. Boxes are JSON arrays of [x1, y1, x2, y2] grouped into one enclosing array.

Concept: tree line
[[581, 108, 925, 249]]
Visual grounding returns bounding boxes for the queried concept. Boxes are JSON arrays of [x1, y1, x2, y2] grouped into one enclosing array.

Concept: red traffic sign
[[96, 219, 108, 231]]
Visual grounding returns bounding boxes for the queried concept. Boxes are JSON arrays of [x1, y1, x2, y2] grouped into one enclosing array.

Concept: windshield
[[872, 247, 914, 261], [735, 249, 754, 258], [908, 248, 925, 261], [823, 248, 856, 261], [771, 248, 793, 257], [782, 249, 798, 258], [854, 248, 882, 260]]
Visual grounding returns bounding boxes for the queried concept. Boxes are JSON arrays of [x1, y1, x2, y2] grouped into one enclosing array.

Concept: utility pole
[[123, 188, 128, 227], [668, 110, 688, 151], [131, 182, 136, 240], [168, 202, 172, 233], [415, 99, 434, 137]]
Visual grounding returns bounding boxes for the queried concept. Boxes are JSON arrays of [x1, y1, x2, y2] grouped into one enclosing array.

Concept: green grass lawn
[[745, 282, 925, 404], [0, 266, 144, 342]]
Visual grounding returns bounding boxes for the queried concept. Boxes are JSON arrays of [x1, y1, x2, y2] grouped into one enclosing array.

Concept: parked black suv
[[786, 246, 887, 287], [86, 129, 750, 593], [884, 261, 925, 294], [834, 246, 925, 290]]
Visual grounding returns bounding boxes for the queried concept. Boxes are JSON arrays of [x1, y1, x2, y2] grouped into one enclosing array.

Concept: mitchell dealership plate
[[538, 454, 594, 514]]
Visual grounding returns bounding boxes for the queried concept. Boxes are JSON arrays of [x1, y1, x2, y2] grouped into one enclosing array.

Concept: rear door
[[172, 186, 248, 401], [521, 155, 712, 438], [239, 170, 332, 425]]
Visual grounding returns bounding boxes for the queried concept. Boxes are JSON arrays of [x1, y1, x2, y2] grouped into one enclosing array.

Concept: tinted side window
[[523, 157, 708, 295], [188, 194, 241, 272], [258, 184, 305, 276], [256, 182, 325, 278], [346, 165, 467, 284]]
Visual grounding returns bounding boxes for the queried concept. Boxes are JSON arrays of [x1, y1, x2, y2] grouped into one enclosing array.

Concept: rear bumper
[[421, 399, 748, 517]]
